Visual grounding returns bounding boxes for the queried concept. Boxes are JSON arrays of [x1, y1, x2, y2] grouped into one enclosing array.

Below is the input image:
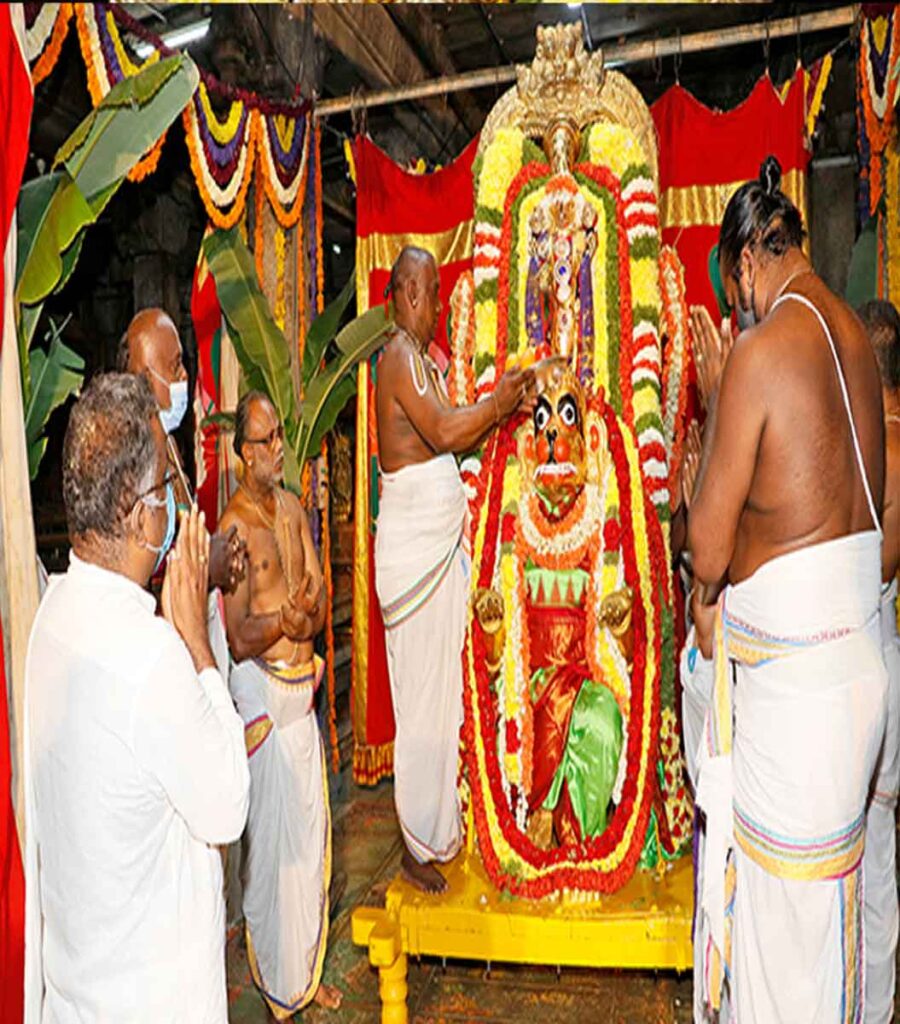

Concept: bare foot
[[313, 983, 342, 1010], [401, 847, 448, 894]]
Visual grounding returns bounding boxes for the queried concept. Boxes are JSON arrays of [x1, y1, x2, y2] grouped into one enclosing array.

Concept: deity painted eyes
[[534, 399, 551, 433], [559, 395, 579, 428]]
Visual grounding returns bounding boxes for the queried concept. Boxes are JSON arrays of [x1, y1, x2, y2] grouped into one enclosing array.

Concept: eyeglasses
[[130, 470, 175, 512], [244, 424, 284, 448]]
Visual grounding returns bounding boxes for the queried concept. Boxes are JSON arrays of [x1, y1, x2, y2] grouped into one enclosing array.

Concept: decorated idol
[[449, 24, 694, 897]]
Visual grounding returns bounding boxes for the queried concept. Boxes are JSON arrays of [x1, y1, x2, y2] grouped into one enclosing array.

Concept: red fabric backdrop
[[351, 135, 477, 782], [0, 6, 34, 1019], [651, 71, 810, 316]]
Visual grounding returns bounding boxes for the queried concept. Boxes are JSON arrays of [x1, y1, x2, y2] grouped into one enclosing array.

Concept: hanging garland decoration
[[257, 110, 311, 229], [858, 8, 900, 218], [658, 245, 692, 513], [184, 79, 257, 229], [26, 2, 72, 86], [74, 3, 166, 181]]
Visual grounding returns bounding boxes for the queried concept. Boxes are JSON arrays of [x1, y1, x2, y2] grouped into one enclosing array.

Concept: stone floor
[[226, 778, 694, 1024]]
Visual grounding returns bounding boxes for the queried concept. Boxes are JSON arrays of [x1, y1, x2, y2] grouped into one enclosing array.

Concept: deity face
[[531, 357, 586, 507]]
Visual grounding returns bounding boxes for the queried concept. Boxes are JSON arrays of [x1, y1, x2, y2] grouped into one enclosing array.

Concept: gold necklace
[[241, 482, 278, 530]]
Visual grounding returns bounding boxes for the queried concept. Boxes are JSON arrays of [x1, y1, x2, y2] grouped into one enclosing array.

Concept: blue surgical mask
[[149, 367, 188, 434], [159, 380, 188, 435], [143, 481, 176, 573]]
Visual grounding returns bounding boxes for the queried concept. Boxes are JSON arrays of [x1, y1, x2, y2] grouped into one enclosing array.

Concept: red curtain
[[351, 136, 477, 782], [651, 72, 810, 317], [0, 6, 34, 1019]]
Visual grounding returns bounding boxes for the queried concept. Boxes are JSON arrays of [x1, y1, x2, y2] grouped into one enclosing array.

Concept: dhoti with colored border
[[375, 454, 468, 864], [229, 656, 331, 1020], [863, 578, 900, 1024], [695, 533, 887, 1023]]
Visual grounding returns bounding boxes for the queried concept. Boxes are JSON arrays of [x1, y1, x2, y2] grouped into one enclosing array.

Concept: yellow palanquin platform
[[352, 851, 692, 1022]]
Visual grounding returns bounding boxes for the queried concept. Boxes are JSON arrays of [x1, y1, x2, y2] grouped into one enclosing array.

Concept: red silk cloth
[[0, 6, 33, 1018], [190, 242, 223, 533], [651, 71, 810, 316], [351, 135, 477, 782]]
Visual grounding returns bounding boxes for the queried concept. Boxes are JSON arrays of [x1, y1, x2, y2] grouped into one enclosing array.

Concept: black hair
[[63, 373, 158, 541], [858, 299, 900, 389], [719, 156, 805, 277], [233, 389, 270, 460]]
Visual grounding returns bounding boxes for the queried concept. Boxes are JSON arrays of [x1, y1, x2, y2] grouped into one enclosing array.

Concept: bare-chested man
[[858, 300, 900, 1024], [375, 246, 534, 893], [687, 158, 887, 1023], [119, 308, 246, 676], [220, 391, 340, 1017]]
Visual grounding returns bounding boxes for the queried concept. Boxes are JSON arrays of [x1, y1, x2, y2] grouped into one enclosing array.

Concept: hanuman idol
[[450, 24, 694, 896]]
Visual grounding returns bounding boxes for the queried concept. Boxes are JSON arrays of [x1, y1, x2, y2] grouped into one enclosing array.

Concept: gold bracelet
[[491, 392, 500, 426]]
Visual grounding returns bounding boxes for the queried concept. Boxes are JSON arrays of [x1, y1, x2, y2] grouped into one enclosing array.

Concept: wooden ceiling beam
[[385, 6, 485, 137], [311, 5, 467, 159]]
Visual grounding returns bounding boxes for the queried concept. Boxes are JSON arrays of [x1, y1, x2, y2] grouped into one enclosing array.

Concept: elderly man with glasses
[[23, 373, 249, 1023], [219, 389, 341, 1017]]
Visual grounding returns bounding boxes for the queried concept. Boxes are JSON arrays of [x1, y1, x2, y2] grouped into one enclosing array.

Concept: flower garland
[[315, 121, 324, 315], [320, 441, 340, 773], [448, 270, 476, 407], [33, 3, 318, 220], [257, 110, 311, 228], [184, 80, 257, 229], [659, 245, 692, 512], [273, 223, 287, 330], [27, 2, 72, 86], [462, 398, 663, 897], [858, 9, 900, 216], [75, 4, 166, 181], [473, 128, 526, 397]]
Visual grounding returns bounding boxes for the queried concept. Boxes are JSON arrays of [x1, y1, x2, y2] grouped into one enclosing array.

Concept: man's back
[[728, 278, 884, 582], [27, 556, 242, 1023]]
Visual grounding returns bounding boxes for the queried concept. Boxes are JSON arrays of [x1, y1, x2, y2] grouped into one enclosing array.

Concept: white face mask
[[149, 367, 188, 434]]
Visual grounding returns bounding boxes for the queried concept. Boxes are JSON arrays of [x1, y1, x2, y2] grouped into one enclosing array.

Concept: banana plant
[[24, 317, 84, 480], [15, 53, 198, 478], [202, 227, 392, 482]]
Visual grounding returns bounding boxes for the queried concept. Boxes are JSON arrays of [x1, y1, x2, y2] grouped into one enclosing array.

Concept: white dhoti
[[375, 454, 468, 864], [864, 578, 900, 1024], [695, 533, 887, 1023], [229, 656, 330, 1019]]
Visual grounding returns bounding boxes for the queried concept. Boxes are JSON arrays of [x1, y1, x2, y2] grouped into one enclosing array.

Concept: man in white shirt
[[23, 373, 250, 1023]]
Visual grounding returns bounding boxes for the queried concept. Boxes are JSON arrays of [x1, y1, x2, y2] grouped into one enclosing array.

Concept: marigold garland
[[28, 2, 72, 86], [858, 10, 900, 216], [659, 246, 692, 511], [75, 4, 166, 182]]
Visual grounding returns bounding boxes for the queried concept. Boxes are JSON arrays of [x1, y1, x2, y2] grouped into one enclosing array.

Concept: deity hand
[[473, 587, 505, 675], [600, 586, 634, 665]]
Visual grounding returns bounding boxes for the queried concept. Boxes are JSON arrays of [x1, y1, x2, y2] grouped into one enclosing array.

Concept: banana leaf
[[202, 227, 298, 435], [301, 274, 355, 388], [56, 55, 196, 210], [16, 174, 93, 308], [15, 54, 197, 408], [25, 328, 84, 480], [296, 305, 392, 468]]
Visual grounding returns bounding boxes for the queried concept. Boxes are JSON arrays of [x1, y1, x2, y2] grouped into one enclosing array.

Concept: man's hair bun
[[759, 155, 782, 196]]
